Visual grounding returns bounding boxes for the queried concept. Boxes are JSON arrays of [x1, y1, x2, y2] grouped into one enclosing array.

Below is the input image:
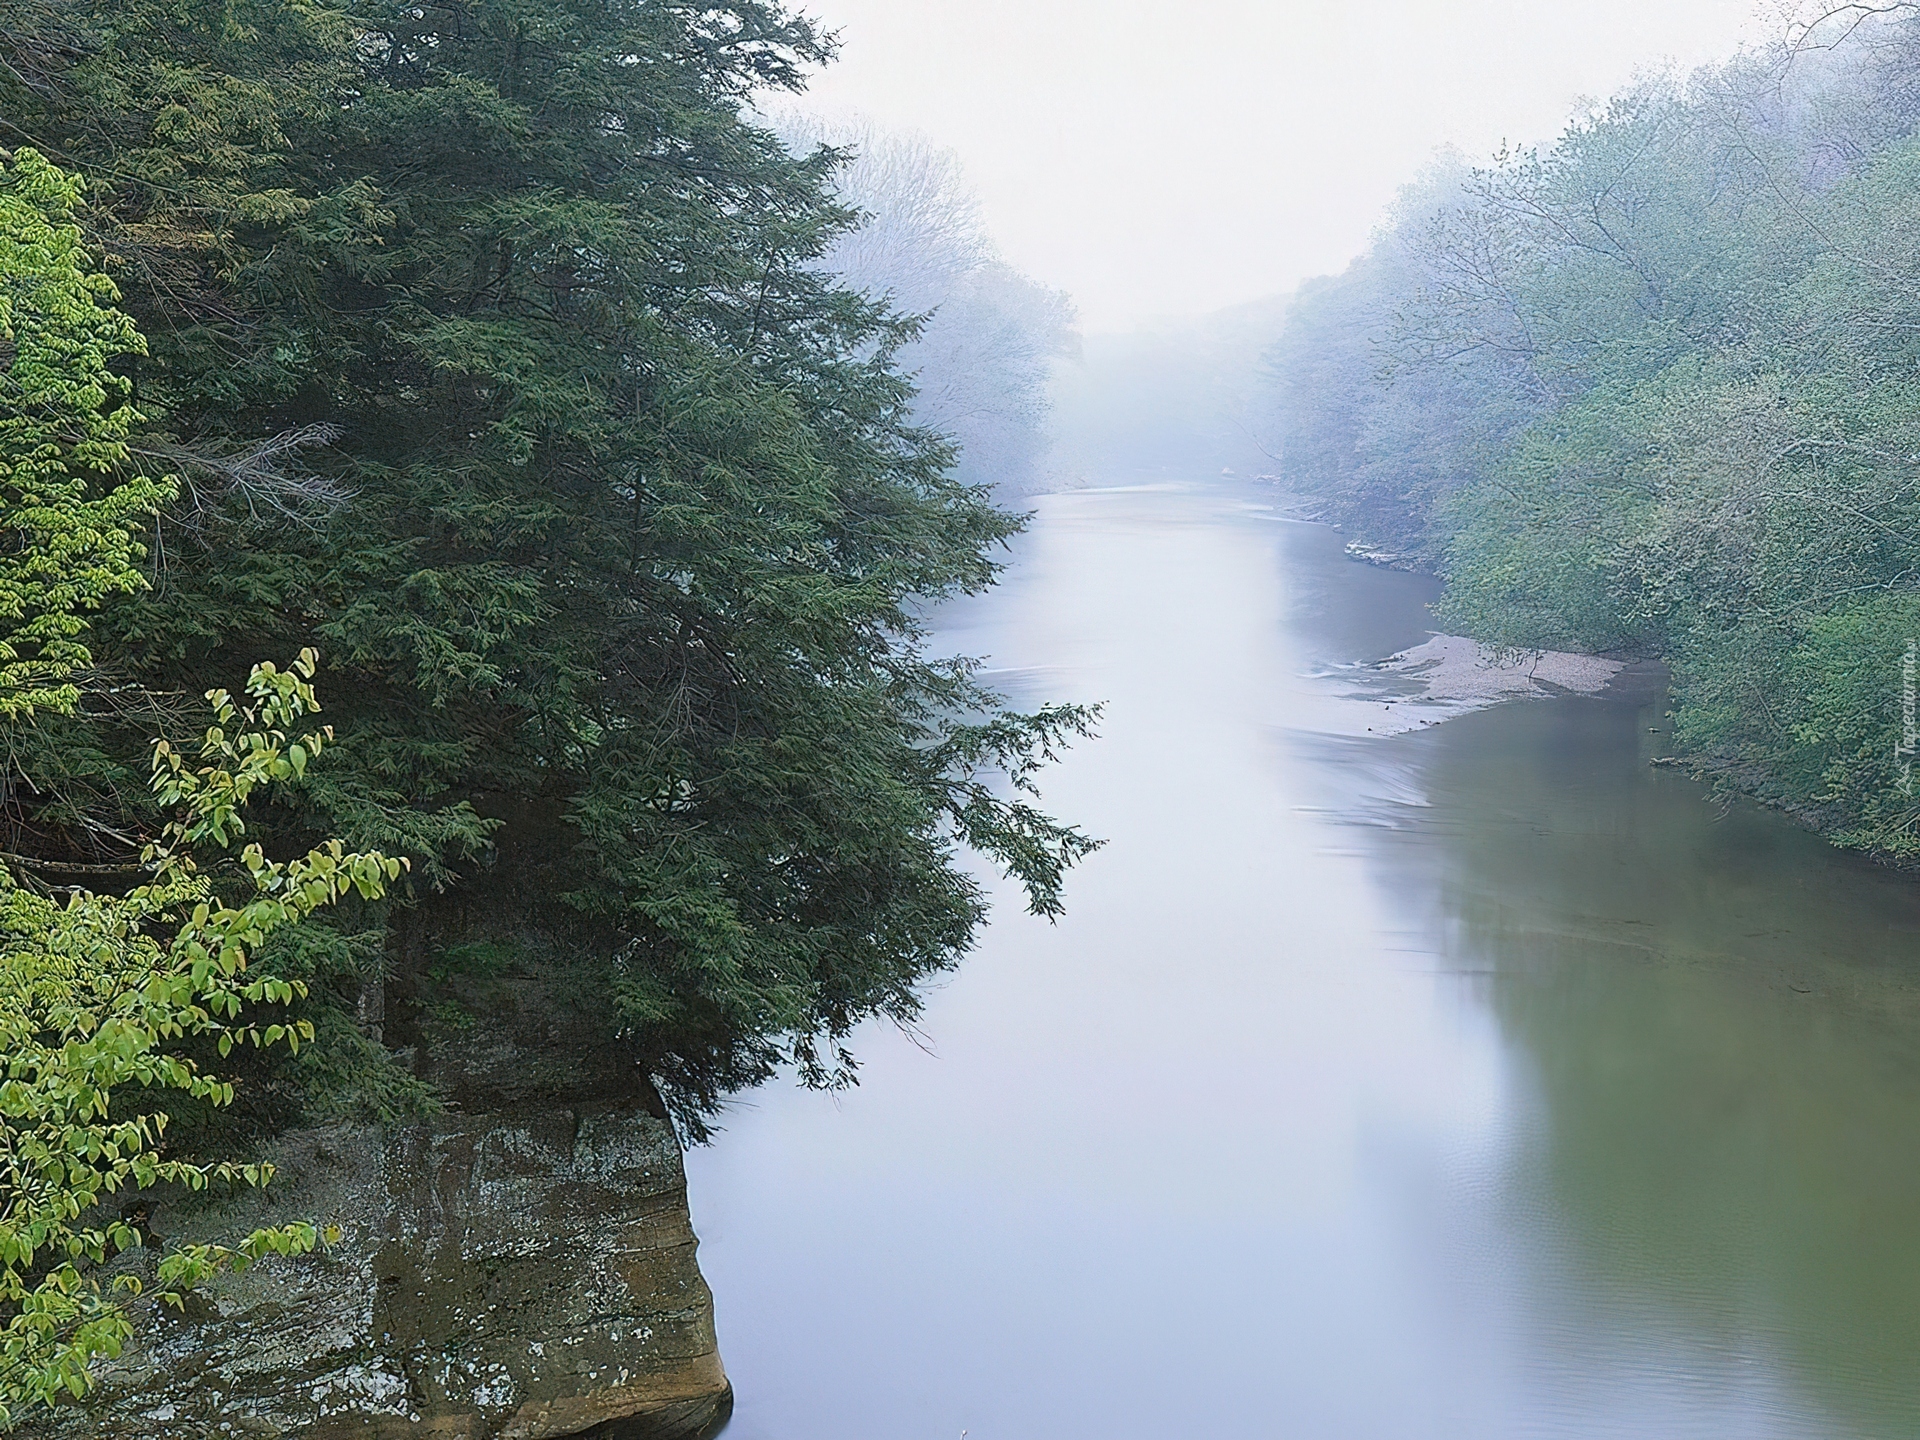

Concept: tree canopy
[[0, 0, 1096, 1138], [0, 149, 169, 719], [1264, 16, 1920, 860]]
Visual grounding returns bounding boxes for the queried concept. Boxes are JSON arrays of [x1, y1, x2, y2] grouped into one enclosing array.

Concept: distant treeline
[[772, 114, 1077, 499], [1267, 9, 1920, 860]]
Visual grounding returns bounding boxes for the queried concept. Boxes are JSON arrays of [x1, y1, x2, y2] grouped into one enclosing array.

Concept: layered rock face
[[19, 1097, 731, 1439]]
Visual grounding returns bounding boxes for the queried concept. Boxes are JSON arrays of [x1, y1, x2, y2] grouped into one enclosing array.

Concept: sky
[[788, 0, 1773, 332]]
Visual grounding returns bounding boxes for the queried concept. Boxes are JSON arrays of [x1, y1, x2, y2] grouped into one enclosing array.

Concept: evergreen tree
[[0, 0, 1097, 1130]]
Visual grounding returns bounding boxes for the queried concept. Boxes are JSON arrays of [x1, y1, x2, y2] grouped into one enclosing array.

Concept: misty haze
[[4, 3, 1920, 1439]]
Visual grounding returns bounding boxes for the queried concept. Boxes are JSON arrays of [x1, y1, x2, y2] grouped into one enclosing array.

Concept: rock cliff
[[17, 1095, 730, 1439]]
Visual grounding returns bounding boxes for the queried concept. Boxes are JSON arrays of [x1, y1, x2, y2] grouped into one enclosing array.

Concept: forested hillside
[[1266, 10, 1920, 860], [0, 0, 1095, 1173]]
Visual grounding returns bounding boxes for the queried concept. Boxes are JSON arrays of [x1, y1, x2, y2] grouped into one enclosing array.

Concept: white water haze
[[793, 0, 1766, 332]]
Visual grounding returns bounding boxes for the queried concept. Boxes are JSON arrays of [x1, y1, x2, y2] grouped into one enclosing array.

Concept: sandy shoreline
[[1378, 633, 1623, 702], [1334, 633, 1626, 735]]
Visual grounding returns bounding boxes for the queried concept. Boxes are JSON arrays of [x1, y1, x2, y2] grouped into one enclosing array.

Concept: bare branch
[[1786, 1, 1920, 54], [136, 423, 352, 531]]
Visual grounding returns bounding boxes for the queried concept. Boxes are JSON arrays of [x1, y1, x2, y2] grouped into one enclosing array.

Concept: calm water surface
[[686, 478, 1920, 1439]]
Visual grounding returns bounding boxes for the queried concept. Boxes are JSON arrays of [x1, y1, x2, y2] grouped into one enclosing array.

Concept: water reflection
[[688, 479, 1920, 1439], [1369, 672, 1920, 1438]]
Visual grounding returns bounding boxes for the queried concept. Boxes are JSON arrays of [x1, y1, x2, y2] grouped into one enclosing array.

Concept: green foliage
[[0, 149, 172, 719], [0, 150, 405, 1415], [1671, 597, 1920, 861], [0, 650, 402, 1424], [1266, 29, 1920, 863], [0, 0, 1097, 1132]]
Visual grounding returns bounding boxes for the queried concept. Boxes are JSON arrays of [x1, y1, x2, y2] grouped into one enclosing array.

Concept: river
[[684, 476, 1920, 1440]]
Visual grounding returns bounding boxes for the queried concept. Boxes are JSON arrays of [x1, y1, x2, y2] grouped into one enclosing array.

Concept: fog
[[794, 0, 1764, 332]]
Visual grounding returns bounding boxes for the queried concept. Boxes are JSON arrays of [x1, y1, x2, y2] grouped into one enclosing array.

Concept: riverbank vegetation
[[0, 150, 405, 1416], [1266, 7, 1920, 861], [0, 1, 1096, 1406]]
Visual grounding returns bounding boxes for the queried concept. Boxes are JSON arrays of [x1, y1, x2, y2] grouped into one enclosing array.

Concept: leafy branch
[[0, 649, 404, 1424]]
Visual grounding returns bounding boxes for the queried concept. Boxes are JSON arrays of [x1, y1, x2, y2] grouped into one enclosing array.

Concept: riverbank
[[1332, 630, 1626, 735]]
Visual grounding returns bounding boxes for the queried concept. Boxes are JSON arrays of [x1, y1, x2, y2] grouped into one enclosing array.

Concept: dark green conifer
[[0, 0, 1097, 1129]]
